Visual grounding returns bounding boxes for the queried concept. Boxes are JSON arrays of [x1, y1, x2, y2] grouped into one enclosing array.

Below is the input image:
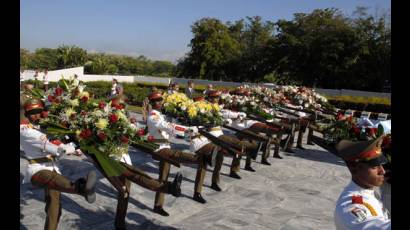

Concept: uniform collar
[[349, 180, 375, 196]]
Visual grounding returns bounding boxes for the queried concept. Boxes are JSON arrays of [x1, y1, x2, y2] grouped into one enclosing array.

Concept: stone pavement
[[20, 129, 351, 230]]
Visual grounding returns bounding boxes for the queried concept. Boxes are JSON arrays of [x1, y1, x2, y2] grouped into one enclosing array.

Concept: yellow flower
[[69, 99, 79, 107], [75, 130, 81, 136], [79, 91, 90, 98], [65, 108, 76, 118], [212, 103, 220, 111], [116, 111, 128, 121], [188, 107, 197, 118], [95, 118, 108, 130]]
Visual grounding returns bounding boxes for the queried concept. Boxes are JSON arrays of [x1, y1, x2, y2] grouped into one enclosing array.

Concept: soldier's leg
[[121, 163, 174, 193], [307, 126, 315, 145], [239, 140, 258, 171], [43, 188, 61, 230], [31, 169, 97, 203], [193, 154, 207, 203], [114, 178, 131, 230], [273, 132, 283, 159], [297, 120, 309, 149], [211, 150, 224, 191], [154, 161, 171, 216], [229, 154, 242, 179], [261, 137, 272, 165], [156, 148, 199, 165]]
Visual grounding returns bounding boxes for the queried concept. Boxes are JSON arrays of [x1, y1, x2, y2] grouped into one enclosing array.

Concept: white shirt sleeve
[[221, 109, 241, 119], [20, 126, 60, 156], [148, 114, 188, 136]]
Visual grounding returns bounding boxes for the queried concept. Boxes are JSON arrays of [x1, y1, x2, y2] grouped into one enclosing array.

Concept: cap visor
[[362, 155, 388, 167]]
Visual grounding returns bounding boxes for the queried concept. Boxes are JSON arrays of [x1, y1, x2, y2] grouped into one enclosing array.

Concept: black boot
[[168, 172, 183, 197], [211, 182, 222, 192], [261, 159, 271, 165], [153, 206, 169, 216], [75, 171, 97, 203], [244, 165, 256, 172], [273, 153, 283, 159], [229, 171, 241, 179], [297, 145, 306, 150], [193, 192, 207, 204]]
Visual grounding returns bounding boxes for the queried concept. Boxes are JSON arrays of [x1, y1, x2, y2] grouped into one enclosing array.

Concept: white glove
[[58, 143, 76, 155], [224, 118, 233, 125], [238, 112, 247, 119], [188, 126, 199, 135]]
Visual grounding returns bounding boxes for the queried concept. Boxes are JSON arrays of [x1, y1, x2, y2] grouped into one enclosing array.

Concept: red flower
[[98, 101, 106, 109], [97, 132, 107, 141], [137, 128, 145, 136], [115, 104, 124, 110], [48, 95, 55, 102], [109, 114, 118, 123], [54, 98, 61, 103], [120, 136, 129, 144], [55, 87, 64, 96], [79, 129, 92, 139], [147, 135, 154, 142], [81, 96, 89, 103], [80, 110, 87, 116], [111, 98, 119, 107], [41, 111, 49, 118], [382, 136, 391, 147], [368, 128, 377, 136], [353, 127, 361, 136]]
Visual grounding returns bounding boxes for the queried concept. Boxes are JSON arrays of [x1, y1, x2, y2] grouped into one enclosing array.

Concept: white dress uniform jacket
[[334, 180, 391, 230], [20, 123, 74, 184], [147, 109, 188, 151]]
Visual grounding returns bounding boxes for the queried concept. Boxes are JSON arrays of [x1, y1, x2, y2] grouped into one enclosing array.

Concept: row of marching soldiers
[[19, 82, 329, 230]]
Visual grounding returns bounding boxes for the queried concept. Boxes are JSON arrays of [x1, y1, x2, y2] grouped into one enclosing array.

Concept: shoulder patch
[[350, 206, 368, 223]]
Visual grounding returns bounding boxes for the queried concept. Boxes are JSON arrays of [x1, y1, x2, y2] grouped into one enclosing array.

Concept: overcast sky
[[20, 0, 390, 63]]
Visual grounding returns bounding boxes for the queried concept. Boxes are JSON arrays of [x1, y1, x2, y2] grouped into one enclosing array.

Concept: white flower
[[304, 103, 309, 108], [181, 106, 186, 111], [200, 108, 205, 114], [92, 110, 104, 117]]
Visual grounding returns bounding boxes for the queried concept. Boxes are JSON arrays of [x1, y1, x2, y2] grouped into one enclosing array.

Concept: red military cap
[[148, 91, 163, 101], [335, 135, 387, 166], [23, 98, 44, 114], [207, 90, 221, 98]]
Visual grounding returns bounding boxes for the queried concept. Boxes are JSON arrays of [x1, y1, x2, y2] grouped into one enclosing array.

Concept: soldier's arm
[[221, 109, 245, 120], [337, 203, 391, 230], [20, 126, 75, 157], [148, 114, 188, 136]]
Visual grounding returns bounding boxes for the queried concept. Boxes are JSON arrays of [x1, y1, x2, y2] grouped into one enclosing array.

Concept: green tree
[[57, 45, 87, 68]]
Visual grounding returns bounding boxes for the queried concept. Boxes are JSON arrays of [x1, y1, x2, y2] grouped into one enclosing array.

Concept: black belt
[[151, 139, 170, 144]]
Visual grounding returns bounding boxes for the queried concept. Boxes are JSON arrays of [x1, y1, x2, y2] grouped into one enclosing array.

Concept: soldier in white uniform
[[334, 136, 391, 230], [201, 92, 260, 179], [208, 90, 283, 167], [20, 99, 97, 230], [147, 91, 218, 216]]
